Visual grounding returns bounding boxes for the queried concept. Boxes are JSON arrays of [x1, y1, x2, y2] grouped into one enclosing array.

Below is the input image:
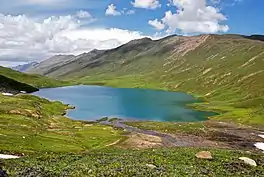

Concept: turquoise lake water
[[33, 85, 215, 122]]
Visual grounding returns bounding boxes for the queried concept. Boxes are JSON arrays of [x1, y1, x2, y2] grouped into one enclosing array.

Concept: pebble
[[146, 164, 157, 169]]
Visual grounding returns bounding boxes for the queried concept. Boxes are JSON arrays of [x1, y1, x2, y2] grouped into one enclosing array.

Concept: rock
[[239, 157, 257, 167], [195, 151, 213, 160], [146, 164, 157, 169]]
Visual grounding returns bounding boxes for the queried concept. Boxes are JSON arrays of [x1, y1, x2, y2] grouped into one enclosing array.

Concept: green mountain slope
[[36, 34, 264, 125], [0, 66, 68, 89], [0, 75, 38, 93]]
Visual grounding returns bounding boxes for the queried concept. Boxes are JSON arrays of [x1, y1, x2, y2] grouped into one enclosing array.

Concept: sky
[[0, 0, 263, 67]]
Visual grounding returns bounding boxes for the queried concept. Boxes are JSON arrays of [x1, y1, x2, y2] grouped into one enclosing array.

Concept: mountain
[[12, 61, 39, 72], [26, 54, 77, 76], [28, 34, 264, 125]]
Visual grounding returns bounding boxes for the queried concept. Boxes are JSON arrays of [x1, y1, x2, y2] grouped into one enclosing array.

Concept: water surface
[[33, 85, 215, 122]]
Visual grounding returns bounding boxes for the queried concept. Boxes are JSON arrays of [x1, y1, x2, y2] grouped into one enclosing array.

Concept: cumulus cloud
[[149, 0, 229, 34], [105, 4, 136, 16], [105, 4, 121, 16], [131, 0, 161, 9], [0, 12, 146, 64], [148, 19, 165, 30]]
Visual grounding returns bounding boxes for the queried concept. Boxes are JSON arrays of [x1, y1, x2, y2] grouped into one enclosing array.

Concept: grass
[[0, 94, 124, 154], [125, 121, 208, 136], [0, 35, 264, 176], [2, 148, 264, 176], [54, 35, 264, 126], [0, 66, 70, 88]]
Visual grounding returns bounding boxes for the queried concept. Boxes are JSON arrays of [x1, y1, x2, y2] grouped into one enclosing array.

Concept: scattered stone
[[254, 142, 264, 151], [146, 164, 157, 169], [195, 151, 213, 160], [20, 91, 27, 94], [239, 157, 257, 167], [22, 136, 26, 139], [0, 154, 20, 159]]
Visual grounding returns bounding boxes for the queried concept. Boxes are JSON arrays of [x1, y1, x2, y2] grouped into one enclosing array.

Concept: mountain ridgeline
[[20, 34, 264, 124]]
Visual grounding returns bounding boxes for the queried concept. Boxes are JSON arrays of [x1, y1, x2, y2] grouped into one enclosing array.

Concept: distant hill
[[25, 50, 105, 78], [26, 55, 77, 76], [12, 61, 39, 72], [26, 34, 264, 125]]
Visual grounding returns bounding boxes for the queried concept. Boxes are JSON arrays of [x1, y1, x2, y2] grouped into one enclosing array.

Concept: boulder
[[239, 157, 257, 167], [195, 151, 213, 160]]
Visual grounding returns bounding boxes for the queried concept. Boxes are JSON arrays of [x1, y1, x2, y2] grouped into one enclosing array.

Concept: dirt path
[[102, 120, 264, 151]]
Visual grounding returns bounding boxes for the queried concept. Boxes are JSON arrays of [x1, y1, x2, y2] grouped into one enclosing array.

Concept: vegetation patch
[[1, 148, 264, 177], [0, 94, 124, 154]]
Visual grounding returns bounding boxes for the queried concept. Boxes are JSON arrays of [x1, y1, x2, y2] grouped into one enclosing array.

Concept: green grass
[[0, 66, 70, 88], [125, 121, 207, 136], [0, 94, 124, 154], [62, 35, 264, 126], [2, 148, 264, 176]]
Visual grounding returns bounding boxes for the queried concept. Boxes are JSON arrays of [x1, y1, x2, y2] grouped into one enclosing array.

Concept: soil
[[102, 120, 264, 151]]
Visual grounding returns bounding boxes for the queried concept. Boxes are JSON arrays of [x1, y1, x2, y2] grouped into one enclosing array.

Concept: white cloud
[[76, 10, 92, 18], [126, 10, 136, 15], [131, 0, 161, 9], [0, 12, 146, 64], [148, 19, 165, 30], [105, 4, 121, 16], [150, 0, 229, 34]]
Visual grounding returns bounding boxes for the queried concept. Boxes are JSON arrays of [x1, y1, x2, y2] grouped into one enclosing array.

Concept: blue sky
[[0, 0, 263, 66]]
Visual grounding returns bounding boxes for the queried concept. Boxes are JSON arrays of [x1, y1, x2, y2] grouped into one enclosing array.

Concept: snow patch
[[0, 154, 20, 159], [258, 135, 264, 139], [2, 93, 14, 96], [254, 142, 264, 151]]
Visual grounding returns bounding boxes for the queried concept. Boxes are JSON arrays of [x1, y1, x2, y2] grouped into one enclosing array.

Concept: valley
[[0, 34, 264, 176]]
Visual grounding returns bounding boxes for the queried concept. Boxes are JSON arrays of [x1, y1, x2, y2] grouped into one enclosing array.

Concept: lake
[[33, 85, 215, 122]]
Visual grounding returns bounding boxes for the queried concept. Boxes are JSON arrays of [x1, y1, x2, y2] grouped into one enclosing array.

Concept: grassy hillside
[[0, 75, 38, 93], [38, 34, 264, 125], [0, 94, 124, 154], [0, 66, 68, 89]]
